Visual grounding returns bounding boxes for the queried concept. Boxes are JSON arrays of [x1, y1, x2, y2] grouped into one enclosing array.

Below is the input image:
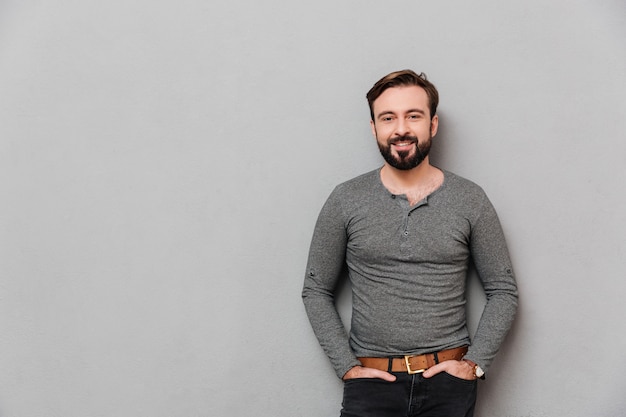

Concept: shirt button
[[391, 195, 396, 199]]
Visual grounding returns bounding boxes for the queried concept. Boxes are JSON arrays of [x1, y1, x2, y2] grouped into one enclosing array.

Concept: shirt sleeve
[[464, 194, 519, 374], [301, 188, 361, 379]]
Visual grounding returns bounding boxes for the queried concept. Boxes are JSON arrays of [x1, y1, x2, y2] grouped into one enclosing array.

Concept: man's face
[[370, 86, 438, 170]]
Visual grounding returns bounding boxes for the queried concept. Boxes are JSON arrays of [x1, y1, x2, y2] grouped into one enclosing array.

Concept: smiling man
[[302, 70, 518, 417]]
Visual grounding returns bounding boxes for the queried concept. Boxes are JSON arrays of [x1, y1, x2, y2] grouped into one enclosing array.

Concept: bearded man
[[302, 70, 518, 417]]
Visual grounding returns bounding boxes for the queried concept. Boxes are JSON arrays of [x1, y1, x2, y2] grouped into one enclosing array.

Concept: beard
[[377, 134, 432, 171]]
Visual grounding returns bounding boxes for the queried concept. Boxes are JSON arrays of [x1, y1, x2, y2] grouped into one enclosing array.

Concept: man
[[302, 70, 518, 417]]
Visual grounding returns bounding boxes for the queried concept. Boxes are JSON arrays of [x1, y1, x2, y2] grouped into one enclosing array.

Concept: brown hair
[[366, 70, 439, 120]]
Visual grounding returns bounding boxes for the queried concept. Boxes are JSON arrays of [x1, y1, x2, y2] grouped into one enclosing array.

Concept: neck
[[381, 157, 436, 189], [380, 158, 444, 205]]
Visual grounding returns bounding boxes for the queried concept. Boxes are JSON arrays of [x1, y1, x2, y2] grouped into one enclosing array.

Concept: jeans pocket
[[441, 371, 478, 386]]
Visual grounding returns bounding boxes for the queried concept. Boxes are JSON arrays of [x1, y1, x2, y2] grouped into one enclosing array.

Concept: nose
[[395, 118, 410, 136]]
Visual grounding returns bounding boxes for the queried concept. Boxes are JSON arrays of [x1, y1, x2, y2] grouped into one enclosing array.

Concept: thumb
[[372, 369, 397, 382], [422, 363, 445, 379]]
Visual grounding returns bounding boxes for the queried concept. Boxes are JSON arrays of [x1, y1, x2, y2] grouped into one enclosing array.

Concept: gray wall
[[1, 1, 625, 416]]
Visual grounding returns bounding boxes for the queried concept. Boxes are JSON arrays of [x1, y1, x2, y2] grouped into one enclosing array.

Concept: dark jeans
[[340, 372, 477, 417]]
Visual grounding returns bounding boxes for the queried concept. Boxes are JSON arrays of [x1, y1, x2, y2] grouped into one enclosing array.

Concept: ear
[[370, 119, 377, 137], [430, 114, 439, 137]]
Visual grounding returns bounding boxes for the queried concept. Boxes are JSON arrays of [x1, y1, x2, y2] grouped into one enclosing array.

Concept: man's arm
[[463, 195, 519, 374], [301, 189, 362, 379]]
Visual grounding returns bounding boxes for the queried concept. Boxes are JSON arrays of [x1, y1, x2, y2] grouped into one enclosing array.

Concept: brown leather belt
[[358, 346, 468, 374]]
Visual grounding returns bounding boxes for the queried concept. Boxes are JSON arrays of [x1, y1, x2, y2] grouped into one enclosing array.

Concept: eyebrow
[[376, 108, 427, 119]]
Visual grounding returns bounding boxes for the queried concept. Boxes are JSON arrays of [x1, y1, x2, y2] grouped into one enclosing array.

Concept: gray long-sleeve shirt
[[302, 168, 518, 379]]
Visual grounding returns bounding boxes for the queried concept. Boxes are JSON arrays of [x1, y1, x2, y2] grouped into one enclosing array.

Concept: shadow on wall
[[428, 109, 454, 169]]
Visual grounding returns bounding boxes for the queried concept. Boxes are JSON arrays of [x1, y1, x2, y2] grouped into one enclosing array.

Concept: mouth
[[389, 137, 417, 151]]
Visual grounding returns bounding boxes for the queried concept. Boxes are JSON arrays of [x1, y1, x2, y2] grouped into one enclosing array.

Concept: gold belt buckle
[[404, 355, 427, 374]]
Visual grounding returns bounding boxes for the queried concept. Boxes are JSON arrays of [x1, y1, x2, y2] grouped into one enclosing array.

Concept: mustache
[[388, 135, 418, 146]]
